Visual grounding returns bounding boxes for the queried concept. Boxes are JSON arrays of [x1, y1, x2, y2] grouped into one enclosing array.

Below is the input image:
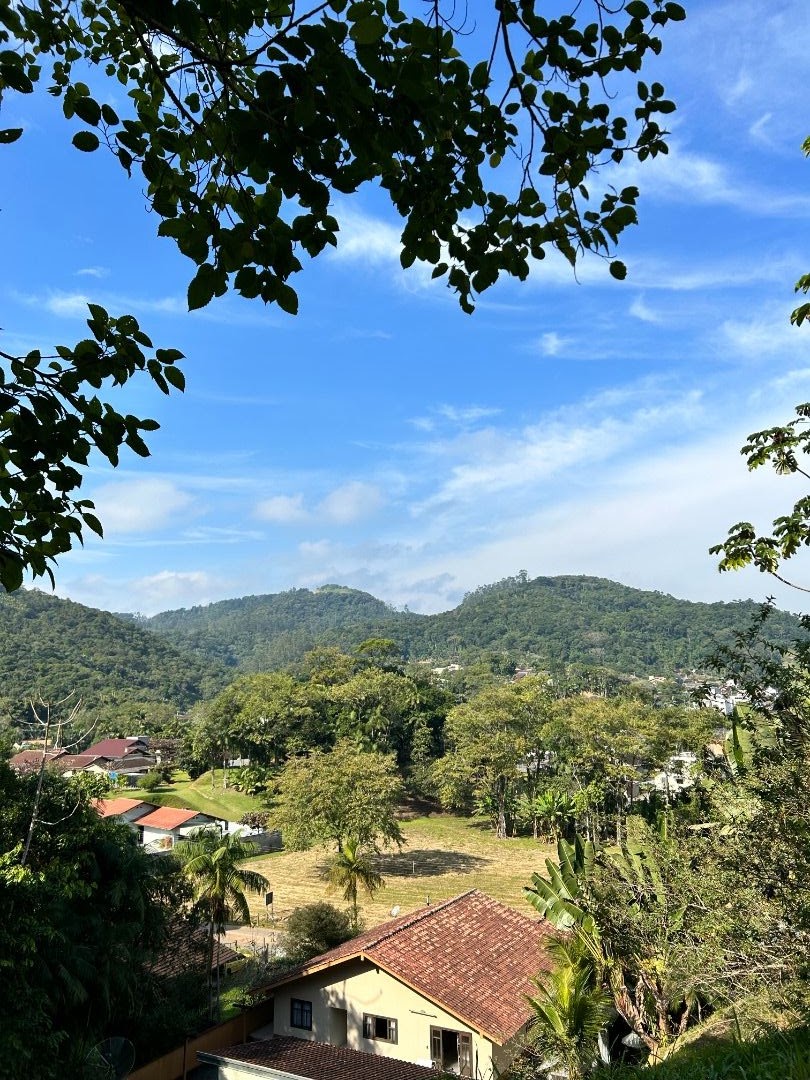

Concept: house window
[[430, 1027, 473, 1077], [363, 1014, 398, 1043], [290, 998, 312, 1030]]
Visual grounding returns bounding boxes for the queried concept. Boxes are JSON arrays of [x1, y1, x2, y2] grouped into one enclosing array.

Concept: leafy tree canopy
[[283, 901, 355, 963], [0, 0, 683, 590], [275, 737, 404, 852], [0, 762, 190, 1077]]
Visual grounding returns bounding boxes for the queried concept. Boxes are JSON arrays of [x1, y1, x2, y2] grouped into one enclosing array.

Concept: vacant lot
[[243, 814, 553, 932]]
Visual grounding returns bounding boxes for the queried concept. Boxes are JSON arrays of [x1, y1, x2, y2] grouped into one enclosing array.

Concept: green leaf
[[72, 130, 100, 152], [187, 264, 218, 310], [0, 128, 23, 144], [350, 15, 386, 44], [277, 283, 299, 315], [609, 260, 627, 280], [163, 365, 186, 391]]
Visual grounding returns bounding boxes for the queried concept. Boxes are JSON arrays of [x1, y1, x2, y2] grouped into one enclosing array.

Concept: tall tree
[[174, 829, 269, 1018], [433, 676, 553, 838], [275, 738, 403, 852], [0, 762, 189, 1078], [0, 0, 683, 588]]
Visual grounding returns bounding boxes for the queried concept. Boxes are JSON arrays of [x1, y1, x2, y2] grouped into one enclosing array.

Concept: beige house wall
[[273, 959, 498, 1078]]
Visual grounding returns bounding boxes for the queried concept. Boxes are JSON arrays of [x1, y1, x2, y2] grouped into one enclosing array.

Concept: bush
[[283, 902, 355, 962], [137, 770, 166, 792]]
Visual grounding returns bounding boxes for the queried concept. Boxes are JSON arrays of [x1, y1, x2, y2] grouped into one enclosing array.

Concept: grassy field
[[138, 769, 261, 820], [243, 814, 553, 931]]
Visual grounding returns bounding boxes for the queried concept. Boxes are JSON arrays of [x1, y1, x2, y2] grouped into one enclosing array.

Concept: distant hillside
[[145, 584, 414, 670], [0, 589, 228, 719], [143, 575, 804, 675]]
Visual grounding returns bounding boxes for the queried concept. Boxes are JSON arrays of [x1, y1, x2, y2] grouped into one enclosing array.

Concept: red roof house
[[200, 891, 554, 1080], [137, 806, 224, 851]]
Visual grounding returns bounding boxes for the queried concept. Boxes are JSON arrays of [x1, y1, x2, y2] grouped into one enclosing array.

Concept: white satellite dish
[[389, 905, 401, 917]]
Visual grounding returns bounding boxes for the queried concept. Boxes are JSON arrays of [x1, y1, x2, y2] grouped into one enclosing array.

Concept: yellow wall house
[[198, 890, 554, 1080]]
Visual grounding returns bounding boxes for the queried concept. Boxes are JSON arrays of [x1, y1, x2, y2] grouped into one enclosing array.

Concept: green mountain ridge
[[143, 574, 804, 675], [0, 577, 803, 723], [0, 589, 228, 723]]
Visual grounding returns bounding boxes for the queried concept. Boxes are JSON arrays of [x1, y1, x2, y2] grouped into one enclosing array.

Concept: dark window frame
[[362, 1013, 398, 1043], [290, 998, 313, 1030]]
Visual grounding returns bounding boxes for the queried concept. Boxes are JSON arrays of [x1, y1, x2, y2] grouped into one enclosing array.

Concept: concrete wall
[[272, 959, 496, 1078]]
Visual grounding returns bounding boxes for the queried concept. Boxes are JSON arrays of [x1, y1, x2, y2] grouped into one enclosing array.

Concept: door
[[430, 1027, 473, 1077]]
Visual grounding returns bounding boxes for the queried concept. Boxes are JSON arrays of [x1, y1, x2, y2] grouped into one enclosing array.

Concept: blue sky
[[3, 0, 810, 617]]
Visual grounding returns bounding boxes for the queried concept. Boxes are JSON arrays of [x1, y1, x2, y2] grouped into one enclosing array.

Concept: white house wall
[[273, 959, 497, 1078]]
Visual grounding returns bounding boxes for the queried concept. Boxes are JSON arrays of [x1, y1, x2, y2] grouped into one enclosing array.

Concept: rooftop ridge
[[360, 889, 480, 952]]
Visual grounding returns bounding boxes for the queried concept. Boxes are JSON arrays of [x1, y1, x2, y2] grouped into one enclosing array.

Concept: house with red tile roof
[[199, 890, 554, 1080], [9, 747, 66, 774], [94, 796, 157, 833], [137, 805, 225, 851]]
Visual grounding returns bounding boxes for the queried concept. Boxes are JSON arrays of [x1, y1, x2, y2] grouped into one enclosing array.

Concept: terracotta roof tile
[[53, 754, 103, 772], [202, 1036, 438, 1080], [137, 806, 206, 830], [268, 890, 554, 1044], [94, 797, 151, 817], [9, 748, 66, 773]]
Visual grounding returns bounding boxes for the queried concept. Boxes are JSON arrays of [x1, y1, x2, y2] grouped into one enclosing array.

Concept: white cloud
[[436, 404, 500, 426], [629, 296, 663, 324], [90, 478, 194, 535], [613, 143, 810, 217], [45, 292, 92, 317], [413, 388, 706, 512], [318, 481, 384, 524], [332, 207, 401, 265], [132, 570, 218, 610], [718, 305, 804, 359], [299, 539, 332, 558], [255, 493, 308, 524], [76, 266, 110, 279], [538, 332, 566, 356]]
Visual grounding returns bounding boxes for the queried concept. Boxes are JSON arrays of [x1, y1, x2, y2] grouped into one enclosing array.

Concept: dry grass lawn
[[242, 814, 553, 932]]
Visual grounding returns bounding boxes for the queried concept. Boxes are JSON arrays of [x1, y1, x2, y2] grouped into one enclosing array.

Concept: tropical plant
[[321, 837, 384, 933], [174, 829, 269, 1018], [526, 938, 613, 1080]]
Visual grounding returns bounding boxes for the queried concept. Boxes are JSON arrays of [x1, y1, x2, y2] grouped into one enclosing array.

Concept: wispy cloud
[[90, 478, 195, 535], [614, 142, 810, 216], [629, 296, 663, 324], [256, 494, 308, 524], [76, 266, 110, 279], [318, 481, 384, 524]]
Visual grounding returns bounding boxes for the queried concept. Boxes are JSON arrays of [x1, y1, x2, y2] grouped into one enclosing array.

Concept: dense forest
[[0, 589, 228, 724], [142, 574, 804, 675], [1, 576, 804, 727]]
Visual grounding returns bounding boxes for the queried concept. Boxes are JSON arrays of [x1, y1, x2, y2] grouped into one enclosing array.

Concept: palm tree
[[527, 939, 612, 1080], [321, 837, 384, 932], [174, 828, 270, 1018]]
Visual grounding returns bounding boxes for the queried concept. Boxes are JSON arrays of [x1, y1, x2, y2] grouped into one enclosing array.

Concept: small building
[[136, 806, 225, 852], [94, 797, 157, 834], [199, 890, 554, 1080]]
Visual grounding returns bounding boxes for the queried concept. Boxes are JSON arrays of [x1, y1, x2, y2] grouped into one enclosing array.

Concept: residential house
[[136, 805, 225, 851], [94, 796, 158, 834], [199, 890, 554, 1080], [9, 748, 66, 774], [82, 736, 157, 781]]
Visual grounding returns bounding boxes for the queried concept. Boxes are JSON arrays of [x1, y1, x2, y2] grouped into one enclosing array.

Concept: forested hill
[[0, 589, 228, 721], [142, 575, 804, 675], [145, 584, 415, 670]]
